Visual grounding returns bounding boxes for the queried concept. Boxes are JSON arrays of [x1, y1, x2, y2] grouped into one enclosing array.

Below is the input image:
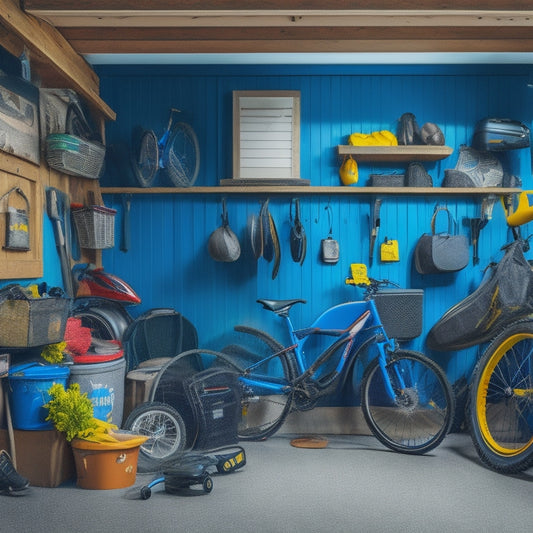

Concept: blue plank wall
[[94, 63, 533, 392], [4, 63, 531, 401]]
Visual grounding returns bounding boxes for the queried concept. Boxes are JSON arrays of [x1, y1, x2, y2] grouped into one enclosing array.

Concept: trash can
[[68, 357, 126, 426], [8, 363, 70, 430]]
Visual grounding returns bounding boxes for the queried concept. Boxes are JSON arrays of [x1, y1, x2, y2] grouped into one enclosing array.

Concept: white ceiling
[[85, 52, 533, 66]]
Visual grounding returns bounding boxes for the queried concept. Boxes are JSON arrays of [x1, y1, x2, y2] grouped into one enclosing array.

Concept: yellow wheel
[[468, 320, 533, 473]]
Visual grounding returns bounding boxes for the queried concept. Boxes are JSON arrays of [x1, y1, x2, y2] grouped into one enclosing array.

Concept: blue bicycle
[[223, 275, 454, 454]]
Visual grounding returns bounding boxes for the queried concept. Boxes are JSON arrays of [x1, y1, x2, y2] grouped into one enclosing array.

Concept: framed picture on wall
[[220, 90, 309, 186]]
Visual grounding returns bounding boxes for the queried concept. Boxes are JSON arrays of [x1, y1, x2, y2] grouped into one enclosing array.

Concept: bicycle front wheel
[[124, 401, 186, 472], [162, 121, 200, 187], [468, 320, 533, 473], [361, 350, 454, 454]]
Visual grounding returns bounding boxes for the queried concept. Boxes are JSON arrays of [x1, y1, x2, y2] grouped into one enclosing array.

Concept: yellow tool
[[345, 263, 371, 286]]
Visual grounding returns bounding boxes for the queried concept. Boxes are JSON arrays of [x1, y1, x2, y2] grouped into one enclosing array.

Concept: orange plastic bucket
[[71, 432, 148, 490]]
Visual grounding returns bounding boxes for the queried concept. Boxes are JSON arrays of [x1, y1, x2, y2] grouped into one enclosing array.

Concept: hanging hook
[[325, 205, 333, 236]]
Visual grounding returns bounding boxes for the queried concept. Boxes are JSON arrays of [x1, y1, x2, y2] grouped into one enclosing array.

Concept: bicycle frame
[[240, 299, 405, 402]]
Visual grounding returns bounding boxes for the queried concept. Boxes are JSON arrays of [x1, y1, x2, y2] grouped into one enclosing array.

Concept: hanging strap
[[0, 187, 30, 214]]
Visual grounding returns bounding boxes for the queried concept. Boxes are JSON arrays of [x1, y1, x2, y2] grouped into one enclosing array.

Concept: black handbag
[[414, 206, 469, 274]]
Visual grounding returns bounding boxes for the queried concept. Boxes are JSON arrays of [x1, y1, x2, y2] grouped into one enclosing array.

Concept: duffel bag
[[427, 239, 533, 351]]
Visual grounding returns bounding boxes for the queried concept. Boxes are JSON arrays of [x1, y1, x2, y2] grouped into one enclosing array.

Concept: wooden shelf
[[337, 145, 453, 161], [101, 186, 520, 196]]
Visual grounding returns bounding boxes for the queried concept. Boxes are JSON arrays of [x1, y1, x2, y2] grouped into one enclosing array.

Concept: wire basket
[[72, 205, 116, 249], [0, 297, 71, 348], [46, 133, 105, 179]]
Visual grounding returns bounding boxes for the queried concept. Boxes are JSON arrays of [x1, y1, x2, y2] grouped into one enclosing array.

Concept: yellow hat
[[339, 155, 358, 185]]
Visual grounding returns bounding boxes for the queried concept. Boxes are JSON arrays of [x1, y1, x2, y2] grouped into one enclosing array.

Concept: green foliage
[[41, 342, 66, 364], [45, 382, 95, 442]]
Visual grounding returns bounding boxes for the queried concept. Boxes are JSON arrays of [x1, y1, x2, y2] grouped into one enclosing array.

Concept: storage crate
[[72, 205, 116, 249], [0, 297, 71, 348], [368, 174, 405, 187], [373, 289, 424, 340], [46, 133, 105, 179]]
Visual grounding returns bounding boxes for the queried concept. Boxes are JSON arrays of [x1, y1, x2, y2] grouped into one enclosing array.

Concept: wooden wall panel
[[98, 64, 533, 386]]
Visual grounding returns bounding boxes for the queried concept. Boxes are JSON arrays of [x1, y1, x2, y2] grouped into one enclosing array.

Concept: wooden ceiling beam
[[1, 0, 115, 119], [58, 26, 533, 54], [63, 39, 533, 55], [20, 0, 533, 11], [21, 1, 533, 56]]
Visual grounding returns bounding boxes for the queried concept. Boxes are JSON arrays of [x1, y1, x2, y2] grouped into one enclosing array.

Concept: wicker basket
[[72, 205, 116, 249], [0, 297, 71, 348], [46, 133, 105, 179]]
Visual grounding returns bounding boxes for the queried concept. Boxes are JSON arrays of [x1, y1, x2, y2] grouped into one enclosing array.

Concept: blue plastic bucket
[[8, 363, 70, 430]]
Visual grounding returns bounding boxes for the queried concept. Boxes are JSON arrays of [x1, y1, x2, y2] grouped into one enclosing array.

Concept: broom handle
[[4, 387, 16, 468]]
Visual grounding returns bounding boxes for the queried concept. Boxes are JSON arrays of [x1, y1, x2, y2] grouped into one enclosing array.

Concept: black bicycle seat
[[257, 298, 306, 315]]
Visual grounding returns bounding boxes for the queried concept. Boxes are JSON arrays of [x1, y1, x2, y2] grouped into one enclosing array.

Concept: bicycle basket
[[72, 205, 116, 249], [46, 133, 105, 179]]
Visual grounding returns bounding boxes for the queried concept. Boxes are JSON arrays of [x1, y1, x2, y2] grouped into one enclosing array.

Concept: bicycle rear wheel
[[162, 121, 200, 187], [361, 350, 454, 454], [222, 326, 296, 441], [131, 128, 158, 187], [468, 320, 533, 473]]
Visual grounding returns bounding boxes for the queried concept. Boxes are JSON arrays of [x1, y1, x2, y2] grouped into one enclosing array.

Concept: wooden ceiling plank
[[66, 39, 533, 55], [59, 26, 533, 41], [20, 12, 533, 29], [21, 0, 533, 11]]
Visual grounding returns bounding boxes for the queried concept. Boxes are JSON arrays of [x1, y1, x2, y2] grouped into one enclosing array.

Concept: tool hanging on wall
[[289, 198, 306, 265], [321, 204, 339, 264], [121, 194, 132, 253], [1, 186, 30, 251], [46, 187, 74, 297], [259, 199, 281, 279], [463, 196, 494, 265], [368, 198, 382, 266]]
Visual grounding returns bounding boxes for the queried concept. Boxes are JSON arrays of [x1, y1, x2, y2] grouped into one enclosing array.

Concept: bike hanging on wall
[[131, 107, 200, 188]]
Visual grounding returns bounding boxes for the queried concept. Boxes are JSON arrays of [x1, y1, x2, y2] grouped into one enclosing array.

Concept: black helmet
[[420, 122, 445, 146]]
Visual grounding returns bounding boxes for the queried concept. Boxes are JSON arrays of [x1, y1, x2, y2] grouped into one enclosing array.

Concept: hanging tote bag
[[414, 206, 469, 274], [2, 186, 30, 251]]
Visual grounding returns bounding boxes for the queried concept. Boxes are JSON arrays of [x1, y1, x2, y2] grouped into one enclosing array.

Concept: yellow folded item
[[348, 130, 398, 146]]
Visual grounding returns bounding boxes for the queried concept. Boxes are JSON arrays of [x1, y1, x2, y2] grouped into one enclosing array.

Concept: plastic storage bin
[[68, 357, 126, 426], [8, 363, 70, 430]]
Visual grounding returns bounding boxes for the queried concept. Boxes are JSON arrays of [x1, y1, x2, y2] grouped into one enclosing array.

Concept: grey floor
[[2, 433, 532, 533]]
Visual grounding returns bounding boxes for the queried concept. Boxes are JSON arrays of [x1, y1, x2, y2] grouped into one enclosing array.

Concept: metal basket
[[0, 297, 71, 348], [46, 133, 105, 179], [72, 205, 116, 249]]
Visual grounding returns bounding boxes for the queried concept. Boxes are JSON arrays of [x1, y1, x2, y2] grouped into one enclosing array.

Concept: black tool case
[[473, 118, 530, 151]]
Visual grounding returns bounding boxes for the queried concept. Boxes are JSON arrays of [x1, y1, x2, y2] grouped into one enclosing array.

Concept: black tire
[[124, 401, 187, 471], [131, 128, 158, 187], [71, 298, 132, 341], [361, 350, 454, 454], [223, 326, 297, 441], [203, 476, 213, 493], [162, 122, 200, 187], [140, 486, 152, 500], [467, 320, 533, 473]]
